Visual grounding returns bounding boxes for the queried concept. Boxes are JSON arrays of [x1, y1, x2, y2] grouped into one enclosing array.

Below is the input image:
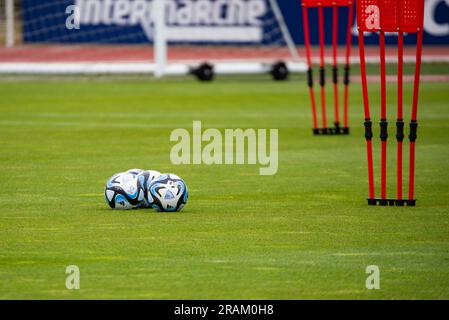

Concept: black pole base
[[313, 126, 350, 135], [367, 198, 416, 206]]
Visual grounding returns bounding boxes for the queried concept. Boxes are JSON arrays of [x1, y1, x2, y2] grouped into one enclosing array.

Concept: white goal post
[[153, 0, 167, 78], [1, 0, 307, 77], [5, 0, 14, 48]]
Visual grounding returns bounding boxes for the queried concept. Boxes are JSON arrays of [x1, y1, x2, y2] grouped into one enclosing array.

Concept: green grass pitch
[[0, 66, 448, 299]]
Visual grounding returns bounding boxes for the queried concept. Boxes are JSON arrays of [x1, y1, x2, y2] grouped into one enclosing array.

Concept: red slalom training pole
[[343, 2, 353, 131], [332, 4, 340, 128], [379, 31, 387, 200], [318, 5, 327, 129], [301, 5, 318, 130], [409, 28, 423, 200], [358, 32, 375, 200], [397, 32, 404, 200]]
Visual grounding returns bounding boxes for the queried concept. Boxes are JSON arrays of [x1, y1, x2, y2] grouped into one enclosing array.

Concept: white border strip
[[0, 62, 308, 75], [1, 55, 448, 75]]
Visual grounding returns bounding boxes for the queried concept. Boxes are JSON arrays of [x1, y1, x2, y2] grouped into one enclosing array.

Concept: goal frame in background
[[152, 0, 305, 79], [1, 0, 307, 78], [357, 0, 425, 206]]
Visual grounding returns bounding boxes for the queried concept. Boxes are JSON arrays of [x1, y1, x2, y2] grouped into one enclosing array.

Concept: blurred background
[[0, 0, 448, 78]]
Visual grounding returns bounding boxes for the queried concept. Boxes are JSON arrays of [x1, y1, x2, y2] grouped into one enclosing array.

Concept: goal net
[[0, 0, 306, 77]]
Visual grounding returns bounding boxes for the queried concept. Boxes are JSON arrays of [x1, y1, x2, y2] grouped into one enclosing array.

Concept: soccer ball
[[148, 174, 188, 212], [104, 172, 145, 210], [137, 170, 162, 208]]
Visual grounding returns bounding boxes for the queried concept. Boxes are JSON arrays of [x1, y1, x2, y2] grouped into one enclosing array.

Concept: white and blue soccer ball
[[148, 174, 188, 212], [137, 170, 162, 208], [104, 172, 145, 210]]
